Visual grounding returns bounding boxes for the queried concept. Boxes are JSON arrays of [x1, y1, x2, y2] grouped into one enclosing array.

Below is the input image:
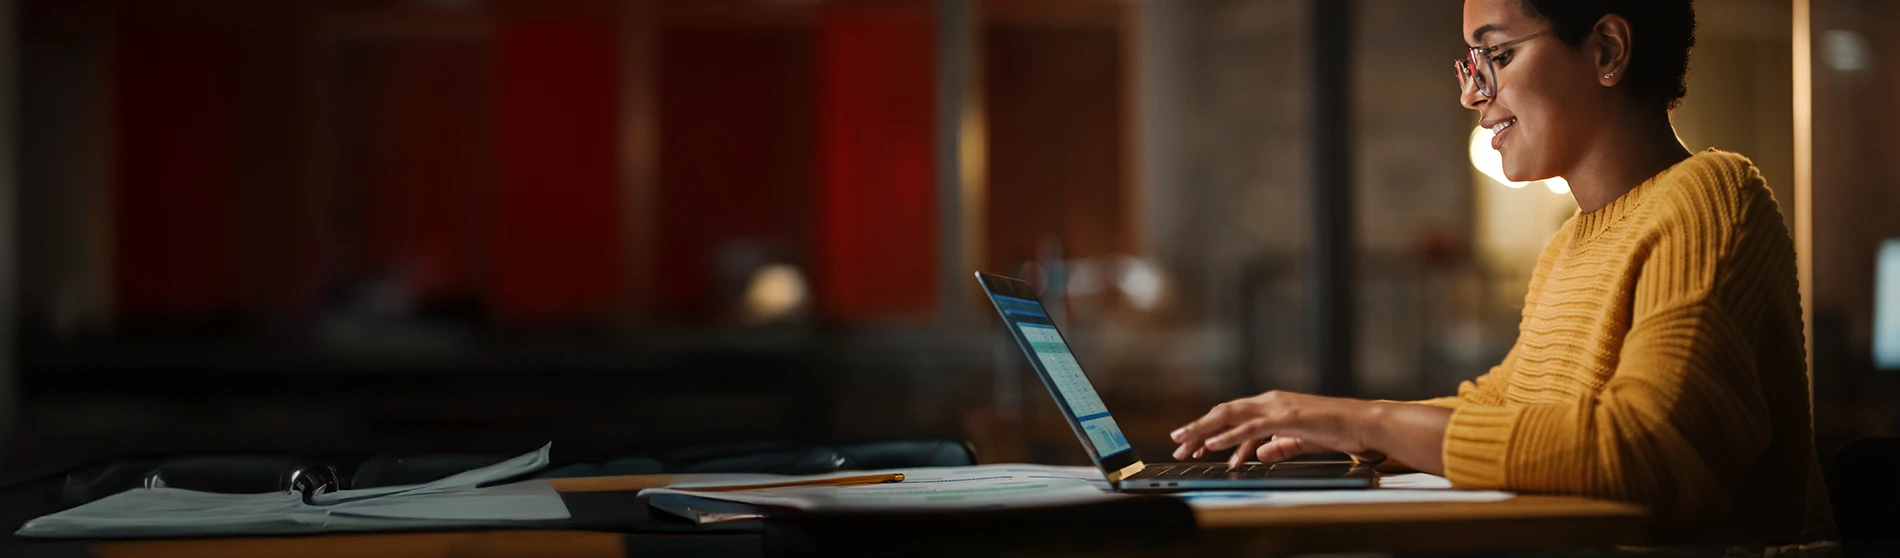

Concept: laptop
[[977, 271, 1375, 492]]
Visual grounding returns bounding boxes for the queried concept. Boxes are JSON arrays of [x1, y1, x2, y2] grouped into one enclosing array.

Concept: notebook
[[18, 444, 569, 538]]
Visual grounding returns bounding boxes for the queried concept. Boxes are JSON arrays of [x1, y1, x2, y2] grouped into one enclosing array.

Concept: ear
[[1592, 14, 1634, 87]]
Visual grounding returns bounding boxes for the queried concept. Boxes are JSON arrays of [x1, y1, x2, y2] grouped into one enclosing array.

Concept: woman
[[1168, 0, 1837, 548]]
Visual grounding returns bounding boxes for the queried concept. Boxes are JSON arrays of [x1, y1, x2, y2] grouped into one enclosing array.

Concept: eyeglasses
[[1455, 31, 1550, 98]]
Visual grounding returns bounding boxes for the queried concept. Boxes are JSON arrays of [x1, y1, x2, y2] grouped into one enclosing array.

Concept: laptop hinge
[[1104, 461, 1145, 484]]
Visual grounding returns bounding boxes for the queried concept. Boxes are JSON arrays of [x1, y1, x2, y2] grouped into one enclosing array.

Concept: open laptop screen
[[988, 292, 1134, 460]]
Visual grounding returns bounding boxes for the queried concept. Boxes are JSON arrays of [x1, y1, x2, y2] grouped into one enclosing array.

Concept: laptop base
[[1115, 461, 1375, 493]]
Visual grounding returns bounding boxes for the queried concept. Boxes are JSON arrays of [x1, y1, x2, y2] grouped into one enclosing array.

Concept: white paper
[[663, 463, 1111, 491], [648, 466, 1513, 514], [17, 444, 567, 539], [644, 463, 1124, 512], [649, 477, 1116, 512], [325, 481, 569, 521], [19, 489, 306, 529], [1375, 472, 1457, 490], [311, 443, 553, 504]]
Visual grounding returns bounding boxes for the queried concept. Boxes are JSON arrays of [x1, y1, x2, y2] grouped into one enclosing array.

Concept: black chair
[[1827, 436, 1900, 556], [652, 439, 979, 475]]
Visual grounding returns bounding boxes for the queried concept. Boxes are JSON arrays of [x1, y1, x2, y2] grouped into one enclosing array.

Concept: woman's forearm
[[1363, 402, 1454, 476]]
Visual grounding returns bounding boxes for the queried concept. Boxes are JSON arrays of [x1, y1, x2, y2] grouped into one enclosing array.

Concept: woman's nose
[[1459, 83, 1487, 111]]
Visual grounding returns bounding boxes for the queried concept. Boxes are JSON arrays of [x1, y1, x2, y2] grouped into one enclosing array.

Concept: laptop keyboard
[[1137, 462, 1354, 480], [1143, 464, 1271, 479]]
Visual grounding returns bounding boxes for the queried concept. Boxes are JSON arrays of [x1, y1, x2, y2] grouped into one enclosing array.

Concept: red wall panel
[[983, 27, 1129, 272], [653, 27, 815, 319], [492, 15, 623, 322], [815, 7, 938, 320], [112, 18, 240, 319], [352, 43, 491, 304]]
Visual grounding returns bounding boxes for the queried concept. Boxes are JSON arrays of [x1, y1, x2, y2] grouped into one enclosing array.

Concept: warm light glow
[[1544, 176, 1570, 194], [1470, 126, 1526, 188], [1116, 256, 1164, 310], [1794, 0, 1816, 382], [1471, 126, 1569, 194], [742, 264, 808, 324]]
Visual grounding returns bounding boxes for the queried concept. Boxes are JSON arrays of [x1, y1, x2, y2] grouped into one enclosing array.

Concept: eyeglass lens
[[1458, 50, 1493, 97]]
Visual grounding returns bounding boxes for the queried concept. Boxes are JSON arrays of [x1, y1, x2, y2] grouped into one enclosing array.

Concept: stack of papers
[[21, 446, 1519, 538], [647, 465, 1514, 516], [18, 444, 570, 539], [644, 464, 1125, 513]]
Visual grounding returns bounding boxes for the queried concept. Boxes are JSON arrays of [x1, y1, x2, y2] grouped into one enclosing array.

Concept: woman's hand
[[1169, 391, 1374, 467], [1219, 435, 1350, 469], [1169, 391, 1454, 475]]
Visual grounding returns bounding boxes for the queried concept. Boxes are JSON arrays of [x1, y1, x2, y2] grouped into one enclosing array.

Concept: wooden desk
[[91, 531, 627, 558], [82, 474, 1647, 557], [546, 473, 1649, 555], [1196, 494, 1647, 556]]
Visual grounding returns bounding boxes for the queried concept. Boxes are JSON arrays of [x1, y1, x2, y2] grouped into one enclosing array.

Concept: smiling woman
[[1169, 0, 1841, 552]]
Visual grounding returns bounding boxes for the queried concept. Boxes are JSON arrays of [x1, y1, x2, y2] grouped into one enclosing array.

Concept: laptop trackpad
[[1263, 462, 1358, 478]]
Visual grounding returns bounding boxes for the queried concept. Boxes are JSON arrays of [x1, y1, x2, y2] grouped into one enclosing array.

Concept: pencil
[[548, 472, 905, 493], [677, 473, 905, 493]]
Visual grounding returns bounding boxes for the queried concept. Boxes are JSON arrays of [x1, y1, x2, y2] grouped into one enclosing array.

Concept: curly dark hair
[[1520, 0, 1697, 111]]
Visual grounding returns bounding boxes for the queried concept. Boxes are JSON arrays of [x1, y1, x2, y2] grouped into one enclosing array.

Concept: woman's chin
[[1501, 166, 1549, 184]]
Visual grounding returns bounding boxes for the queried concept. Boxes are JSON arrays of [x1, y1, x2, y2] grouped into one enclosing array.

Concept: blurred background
[[0, 0, 1896, 484]]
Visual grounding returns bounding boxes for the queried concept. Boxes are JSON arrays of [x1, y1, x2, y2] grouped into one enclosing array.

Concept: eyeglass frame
[[1455, 30, 1551, 98]]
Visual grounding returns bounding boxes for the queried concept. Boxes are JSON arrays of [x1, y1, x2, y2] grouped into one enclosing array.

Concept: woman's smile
[[1483, 115, 1518, 151]]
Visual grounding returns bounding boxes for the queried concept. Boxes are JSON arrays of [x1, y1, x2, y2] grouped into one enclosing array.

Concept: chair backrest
[[1827, 436, 1900, 554]]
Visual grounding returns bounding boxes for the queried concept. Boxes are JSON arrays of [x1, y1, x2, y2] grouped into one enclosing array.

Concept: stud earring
[[1604, 70, 1618, 79]]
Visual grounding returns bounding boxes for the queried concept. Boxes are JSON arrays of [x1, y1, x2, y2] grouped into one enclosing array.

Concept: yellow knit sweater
[[1427, 149, 1836, 544]]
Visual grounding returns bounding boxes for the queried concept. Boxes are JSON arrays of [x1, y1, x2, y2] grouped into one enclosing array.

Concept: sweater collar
[[1571, 173, 1652, 242], [1570, 148, 1724, 241]]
